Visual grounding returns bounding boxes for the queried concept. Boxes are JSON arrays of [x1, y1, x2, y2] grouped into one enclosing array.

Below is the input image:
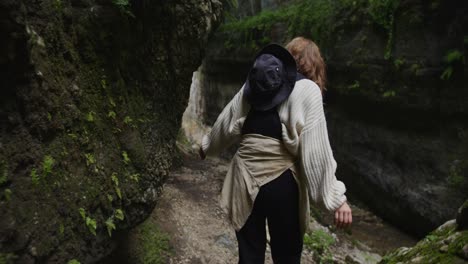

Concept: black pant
[[235, 170, 303, 264]]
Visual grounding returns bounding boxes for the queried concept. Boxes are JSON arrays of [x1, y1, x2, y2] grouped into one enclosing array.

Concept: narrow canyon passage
[[127, 155, 417, 263]]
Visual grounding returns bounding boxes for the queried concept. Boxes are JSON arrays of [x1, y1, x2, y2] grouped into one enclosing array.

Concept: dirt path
[[153, 157, 239, 263], [151, 155, 416, 264]]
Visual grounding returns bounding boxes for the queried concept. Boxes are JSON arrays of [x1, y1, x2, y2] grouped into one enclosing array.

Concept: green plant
[[347, 80, 360, 90], [31, 168, 39, 185], [108, 97, 116, 108], [440, 67, 453, 80], [108, 111, 116, 119], [42, 155, 55, 176], [67, 259, 81, 264], [129, 173, 140, 182], [0, 253, 18, 264], [445, 50, 463, 63], [111, 172, 119, 186], [78, 208, 97, 236], [448, 160, 467, 189], [304, 229, 335, 263], [0, 161, 8, 185], [86, 111, 95, 122], [410, 63, 421, 75], [394, 58, 405, 69], [441, 50, 464, 80], [59, 223, 65, 235], [86, 217, 97, 236], [115, 209, 125, 220], [105, 218, 116, 237], [111, 173, 123, 199], [101, 77, 107, 89], [115, 186, 122, 199], [79, 208, 86, 219], [425, 234, 437, 242], [122, 151, 130, 164], [4, 189, 12, 201], [123, 116, 133, 125], [383, 90, 396, 98], [368, 0, 400, 59], [112, 0, 135, 17], [84, 153, 95, 166], [134, 218, 172, 264], [52, 0, 62, 10]]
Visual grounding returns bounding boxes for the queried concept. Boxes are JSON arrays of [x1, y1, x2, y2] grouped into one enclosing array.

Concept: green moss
[[1, 0, 206, 260], [221, 0, 399, 59], [0, 161, 7, 185], [368, 0, 399, 59], [220, 0, 338, 49], [380, 222, 468, 264], [440, 50, 464, 81], [447, 157, 468, 192], [131, 217, 172, 264], [0, 253, 17, 264], [304, 229, 335, 263]]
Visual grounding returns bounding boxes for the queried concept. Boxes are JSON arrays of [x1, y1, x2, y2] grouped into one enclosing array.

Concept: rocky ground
[[147, 153, 417, 264]]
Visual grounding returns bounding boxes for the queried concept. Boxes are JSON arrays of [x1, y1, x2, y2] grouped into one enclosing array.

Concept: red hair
[[286, 37, 327, 93]]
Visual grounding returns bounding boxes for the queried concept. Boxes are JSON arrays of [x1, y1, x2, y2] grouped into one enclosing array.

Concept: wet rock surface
[[0, 0, 222, 262], [380, 201, 468, 264]]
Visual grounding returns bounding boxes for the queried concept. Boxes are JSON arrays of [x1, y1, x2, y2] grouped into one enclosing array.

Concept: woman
[[199, 37, 352, 263]]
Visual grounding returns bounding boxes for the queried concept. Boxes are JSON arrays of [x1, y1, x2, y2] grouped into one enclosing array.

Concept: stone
[[461, 244, 468, 260], [439, 245, 449, 253], [214, 233, 236, 250], [410, 256, 423, 263], [0, 0, 223, 262]]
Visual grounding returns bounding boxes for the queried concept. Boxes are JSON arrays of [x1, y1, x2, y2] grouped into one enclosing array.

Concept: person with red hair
[[200, 37, 352, 263]]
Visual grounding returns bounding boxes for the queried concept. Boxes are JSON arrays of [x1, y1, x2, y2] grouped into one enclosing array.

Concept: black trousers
[[235, 170, 303, 264]]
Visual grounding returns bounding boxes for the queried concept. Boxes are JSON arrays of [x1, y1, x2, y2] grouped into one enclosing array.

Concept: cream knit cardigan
[[201, 79, 347, 212]]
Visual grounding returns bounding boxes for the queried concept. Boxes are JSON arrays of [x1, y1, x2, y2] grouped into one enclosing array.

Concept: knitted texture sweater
[[201, 79, 347, 212]]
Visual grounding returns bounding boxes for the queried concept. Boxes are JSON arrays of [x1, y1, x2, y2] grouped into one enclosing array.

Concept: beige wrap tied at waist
[[220, 134, 310, 235]]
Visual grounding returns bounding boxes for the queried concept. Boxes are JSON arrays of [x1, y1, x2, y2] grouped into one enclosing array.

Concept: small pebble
[[462, 244, 468, 260], [439, 245, 449, 253]]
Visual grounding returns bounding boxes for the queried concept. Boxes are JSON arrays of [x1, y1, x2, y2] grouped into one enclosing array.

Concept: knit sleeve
[[299, 84, 347, 212], [201, 86, 246, 157]]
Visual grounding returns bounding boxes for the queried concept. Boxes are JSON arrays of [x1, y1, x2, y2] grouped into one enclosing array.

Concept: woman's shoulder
[[288, 79, 323, 104]]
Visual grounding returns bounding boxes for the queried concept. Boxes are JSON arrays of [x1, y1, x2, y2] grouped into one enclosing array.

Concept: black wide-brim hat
[[244, 43, 297, 111]]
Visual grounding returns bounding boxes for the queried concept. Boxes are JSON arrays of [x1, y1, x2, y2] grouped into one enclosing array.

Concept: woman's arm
[[298, 82, 349, 216], [200, 86, 247, 158]]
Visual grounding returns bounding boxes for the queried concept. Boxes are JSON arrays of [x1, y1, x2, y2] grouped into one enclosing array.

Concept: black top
[[241, 107, 282, 140], [241, 72, 307, 140]]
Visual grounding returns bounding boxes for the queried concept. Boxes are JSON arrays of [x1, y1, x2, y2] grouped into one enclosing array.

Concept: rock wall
[[379, 200, 468, 263], [194, 0, 468, 237], [322, 0, 468, 237], [0, 0, 222, 262]]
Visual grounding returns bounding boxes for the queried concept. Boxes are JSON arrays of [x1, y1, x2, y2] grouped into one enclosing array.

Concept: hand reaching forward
[[334, 201, 352, 229]]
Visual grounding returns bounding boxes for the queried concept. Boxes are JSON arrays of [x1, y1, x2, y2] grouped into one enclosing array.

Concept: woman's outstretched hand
[[334, 201, 352, 229], [199, 146, 206, 160]]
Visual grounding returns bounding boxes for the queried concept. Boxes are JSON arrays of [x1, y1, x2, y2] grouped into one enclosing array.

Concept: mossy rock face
[[0, 0, 222, 262], [380, 219, 468, 264]]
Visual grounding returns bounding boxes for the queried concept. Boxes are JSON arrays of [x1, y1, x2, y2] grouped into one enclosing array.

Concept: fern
[[42, 155, 55, 176], [115, 209, 125, 220]]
